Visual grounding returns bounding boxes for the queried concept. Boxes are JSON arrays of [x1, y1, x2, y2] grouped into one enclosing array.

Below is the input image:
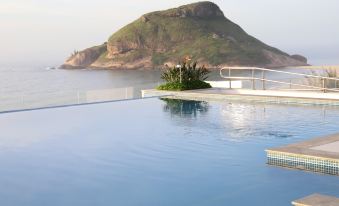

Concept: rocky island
[[61, 1, 308, 69]]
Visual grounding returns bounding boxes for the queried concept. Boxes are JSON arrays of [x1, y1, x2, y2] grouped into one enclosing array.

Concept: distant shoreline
[[296, 65, 339, 69]]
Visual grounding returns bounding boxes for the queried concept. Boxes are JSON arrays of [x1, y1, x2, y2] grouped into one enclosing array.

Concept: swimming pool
[[0, 98, 338, 206]]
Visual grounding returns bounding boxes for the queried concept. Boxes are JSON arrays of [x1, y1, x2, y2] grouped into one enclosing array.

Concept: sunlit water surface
[[0, 98, 338, 206]]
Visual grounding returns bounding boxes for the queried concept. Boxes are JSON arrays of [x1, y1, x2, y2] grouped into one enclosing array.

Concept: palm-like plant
[[161, 66, 180, 82], [161, 61, 210, 83]]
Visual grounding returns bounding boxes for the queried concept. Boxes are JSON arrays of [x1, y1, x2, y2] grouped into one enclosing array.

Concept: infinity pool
[[0, 98, 338, 206]]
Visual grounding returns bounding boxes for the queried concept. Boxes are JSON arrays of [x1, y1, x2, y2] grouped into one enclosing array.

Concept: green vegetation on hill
[[107, 1, 286, 66], [62, 1, 308, 69]]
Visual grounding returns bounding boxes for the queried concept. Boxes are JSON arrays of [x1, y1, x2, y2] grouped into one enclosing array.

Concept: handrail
[[220, 67, 339, 92]]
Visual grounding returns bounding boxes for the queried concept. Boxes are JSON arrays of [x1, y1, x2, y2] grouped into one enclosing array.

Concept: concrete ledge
[[142, 88, 339, 106], [205, 81, 242, 88], [292, 194, 339, 206], [266, 134, 339, 175]]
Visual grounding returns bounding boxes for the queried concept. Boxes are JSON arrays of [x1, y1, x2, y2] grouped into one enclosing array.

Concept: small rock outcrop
[[62, 44, 107, 69], [291, 55, 308, 63], [61, 1, 308, 69]]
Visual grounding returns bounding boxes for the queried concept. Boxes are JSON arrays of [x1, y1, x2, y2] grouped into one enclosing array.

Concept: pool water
[[0, 98, 338, 206]]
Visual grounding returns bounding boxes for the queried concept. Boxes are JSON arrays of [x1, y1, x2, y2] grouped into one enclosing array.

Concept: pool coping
[[266, 134, 339, 161], [266, 134, 339, 175], [141, 88, 339, 106], [292, 193, 339, 206]]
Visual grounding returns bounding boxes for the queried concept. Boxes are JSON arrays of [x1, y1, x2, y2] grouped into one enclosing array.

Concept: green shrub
[[157, 80, 211, 91], [161, 62, 210, 83], [157, 61, 211, 90]]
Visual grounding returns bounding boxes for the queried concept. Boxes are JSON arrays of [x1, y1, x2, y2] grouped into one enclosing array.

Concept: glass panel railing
[[0, 82, 161, 112]]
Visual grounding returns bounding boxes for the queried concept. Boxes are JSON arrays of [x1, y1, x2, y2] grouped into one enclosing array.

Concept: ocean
[[0, 64, 335, 112], [0, 66, 166, 111]]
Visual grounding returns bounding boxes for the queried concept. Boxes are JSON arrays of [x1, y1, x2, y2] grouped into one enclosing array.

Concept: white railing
[[220, 67, 339, 92]]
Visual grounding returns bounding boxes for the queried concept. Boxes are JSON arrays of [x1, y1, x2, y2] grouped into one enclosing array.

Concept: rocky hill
[[61, 1, 308, 69]]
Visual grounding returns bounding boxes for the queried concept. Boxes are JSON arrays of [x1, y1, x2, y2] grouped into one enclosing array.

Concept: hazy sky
[[0, 0, 338, 67]]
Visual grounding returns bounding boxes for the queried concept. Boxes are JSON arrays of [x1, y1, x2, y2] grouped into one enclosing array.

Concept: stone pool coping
[[141, 88, 339, 106], [266, 134, 339, 176], [292, 193, 339, 206], [266, 134, 339, 161]]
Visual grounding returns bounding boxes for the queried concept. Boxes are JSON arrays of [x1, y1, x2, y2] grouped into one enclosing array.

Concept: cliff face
[[61, 1, 308, 69], [62, 44, 107, 69]]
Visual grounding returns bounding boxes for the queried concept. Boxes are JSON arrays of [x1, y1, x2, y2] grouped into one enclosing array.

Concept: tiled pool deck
[[266, 134, 339, 175], [142, 88, 339, 106], [292, 193, 339, 206]]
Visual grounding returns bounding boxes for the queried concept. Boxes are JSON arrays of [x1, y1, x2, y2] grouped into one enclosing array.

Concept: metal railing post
[[252, 69, 255, 90], [229, 68, 232, 89], [322, 78, 326, 93], [180, 68, 182, 83], [77, 91, 80, 104], [335, 79, 337, 89], [262, 70, 266, 90]]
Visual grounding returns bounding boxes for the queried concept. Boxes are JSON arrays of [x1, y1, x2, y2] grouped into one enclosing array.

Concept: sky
[[0, 0, 338, 67]]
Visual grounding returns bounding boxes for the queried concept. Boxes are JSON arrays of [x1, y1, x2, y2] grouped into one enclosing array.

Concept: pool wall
[[266, 134, 339, 175], [266, 150, 339, 175]]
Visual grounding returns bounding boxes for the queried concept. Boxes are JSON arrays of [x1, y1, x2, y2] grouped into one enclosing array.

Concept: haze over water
[[0, 0, 338, 111], [1, 0, 338, 67]]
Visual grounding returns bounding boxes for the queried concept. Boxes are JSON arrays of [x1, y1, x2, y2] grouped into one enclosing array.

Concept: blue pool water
[[0, 98, 339, 206]]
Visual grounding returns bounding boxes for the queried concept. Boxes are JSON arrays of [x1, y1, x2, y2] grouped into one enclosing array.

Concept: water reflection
[[218, 102, 296, 141], [161, 98, 209, 117]]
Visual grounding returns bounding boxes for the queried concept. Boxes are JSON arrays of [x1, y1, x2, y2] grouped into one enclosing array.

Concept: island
[[61, 1, 308, 70]]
